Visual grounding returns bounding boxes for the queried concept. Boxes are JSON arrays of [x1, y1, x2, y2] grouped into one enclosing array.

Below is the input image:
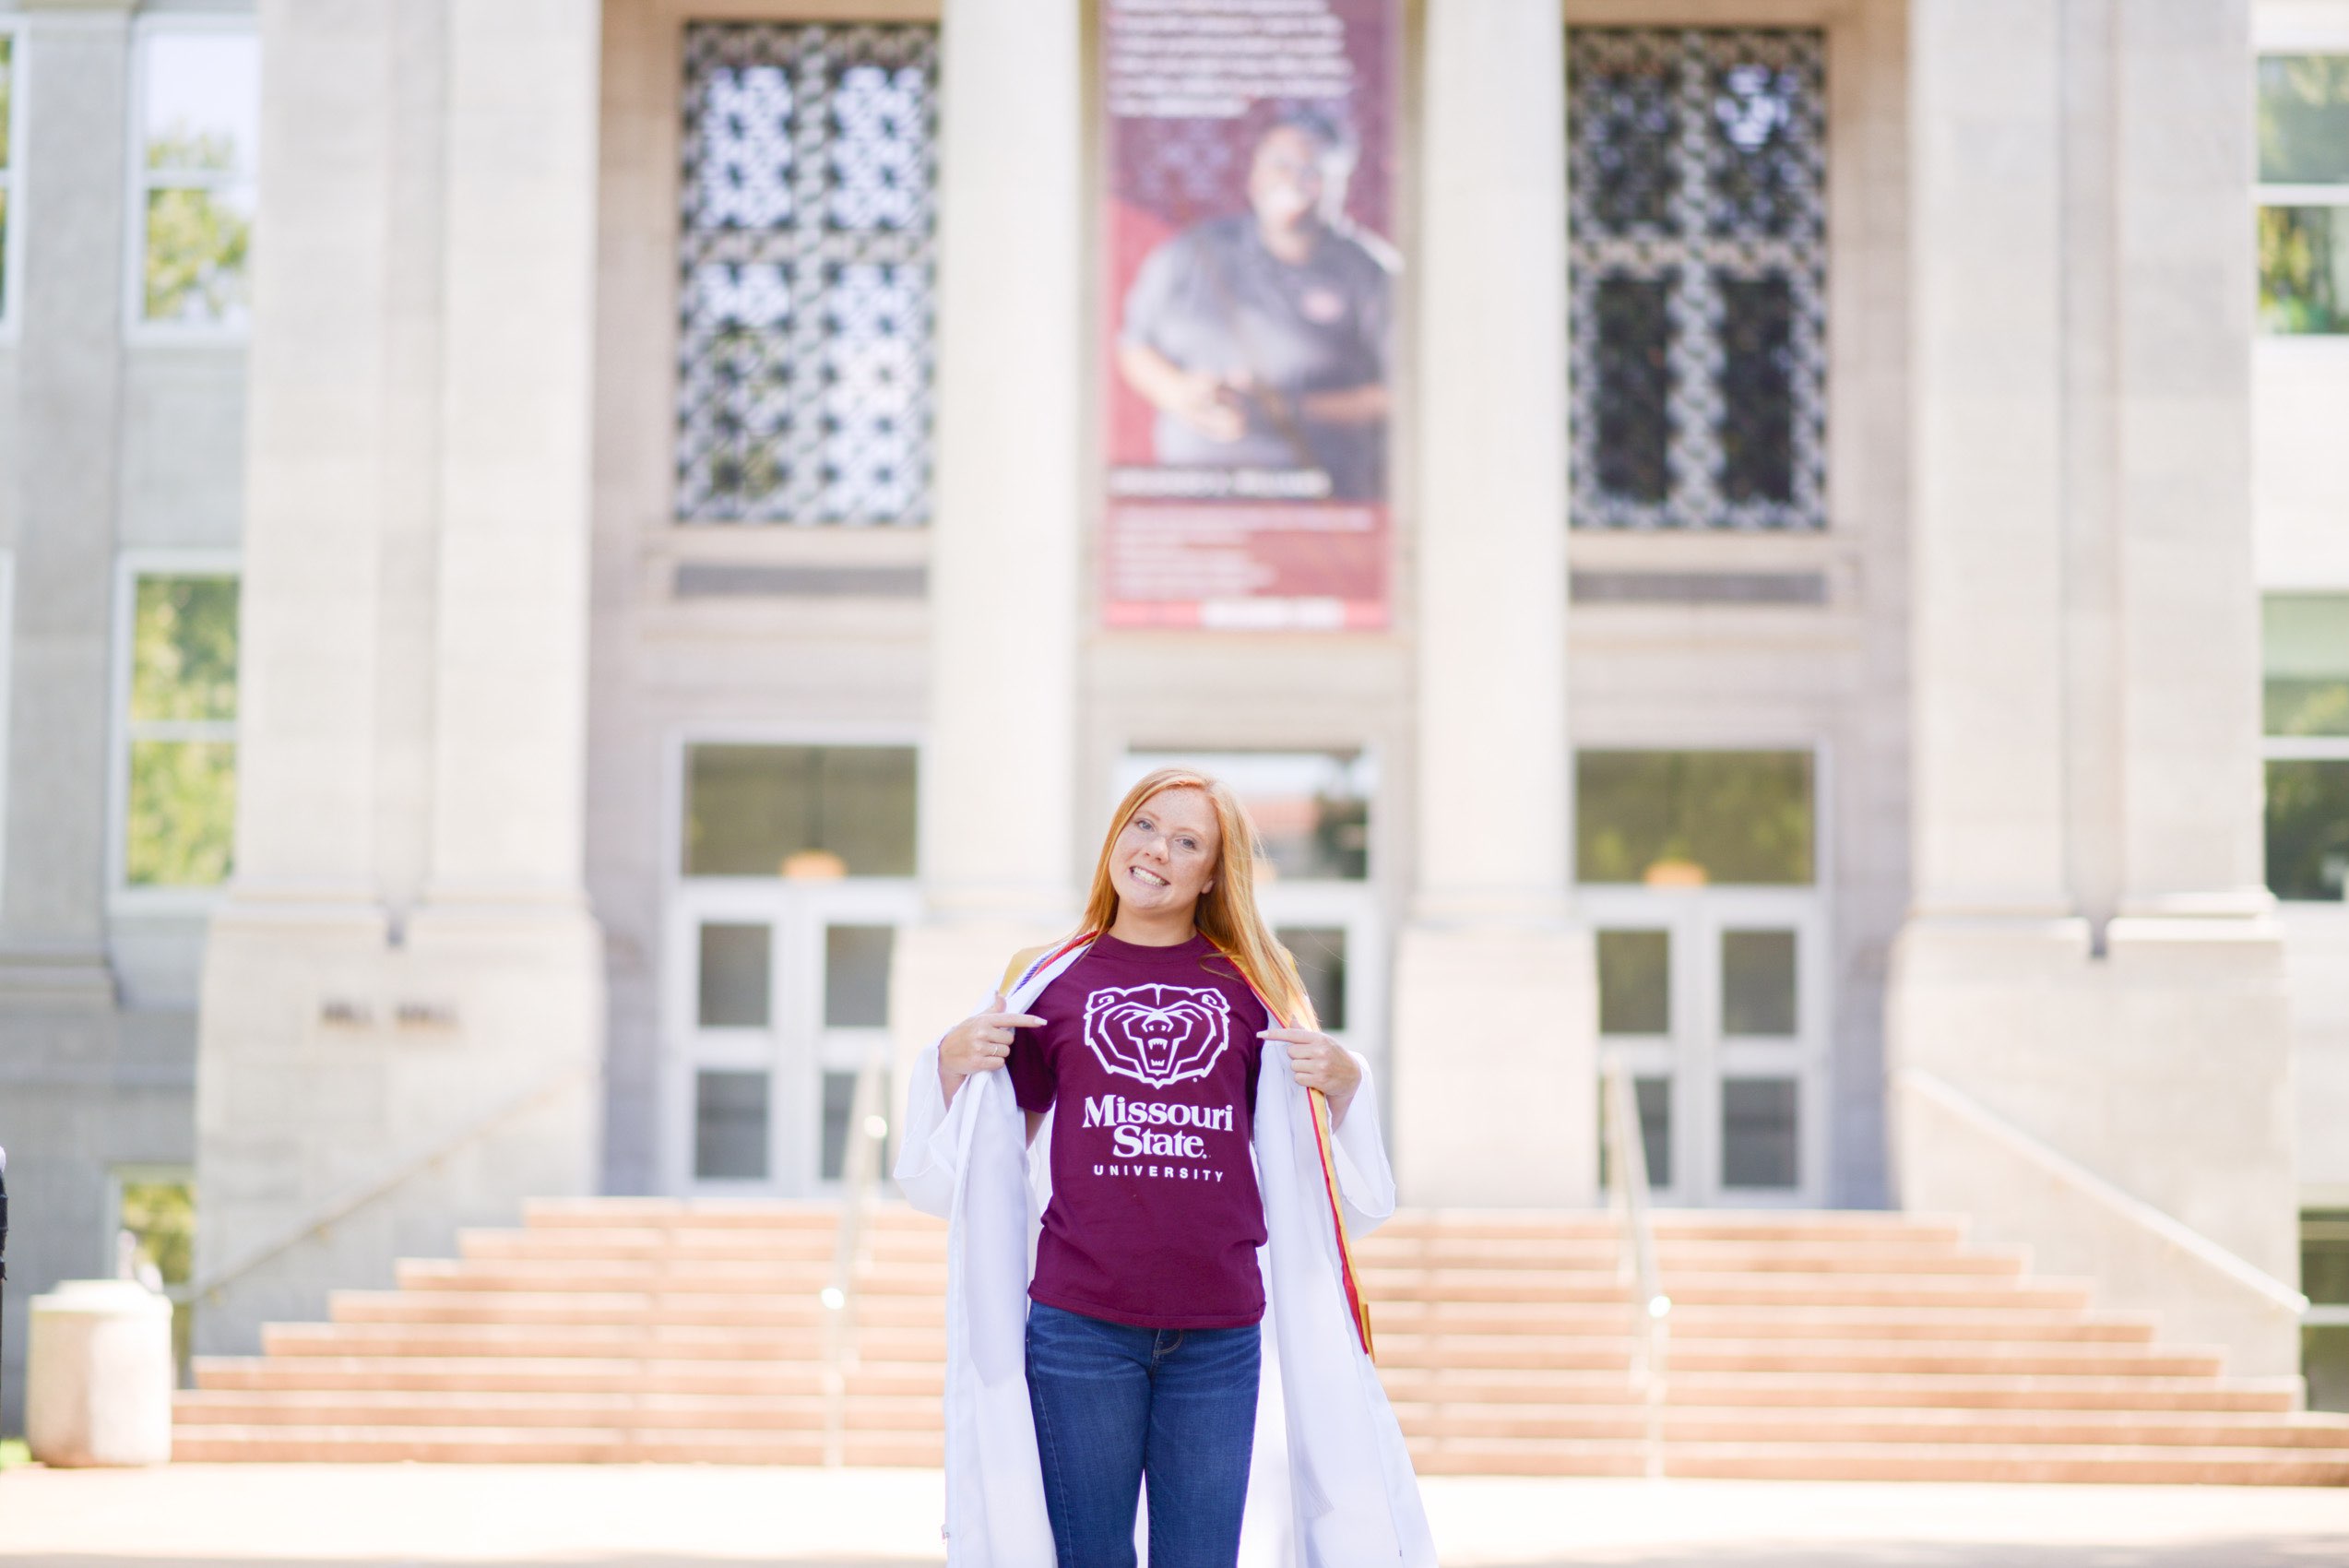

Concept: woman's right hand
[[939, 993, 1046, 1105]]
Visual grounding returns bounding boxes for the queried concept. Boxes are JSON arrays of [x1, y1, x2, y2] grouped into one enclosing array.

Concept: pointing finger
[[999, 1014, 1047, 1029]]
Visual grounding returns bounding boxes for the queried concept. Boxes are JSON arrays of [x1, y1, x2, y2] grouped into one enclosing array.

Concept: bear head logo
[[1082, 983, 1232, 1089]]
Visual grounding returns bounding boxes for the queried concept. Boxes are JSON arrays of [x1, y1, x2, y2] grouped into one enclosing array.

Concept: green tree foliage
[[2259, 54, 2349, 184], [125, 576, 238, 887], [144, 128, 251, 324], [120, 1180, 197, 1378], [2268, 760, 2349, 902], [132, 576, 238, 721], [2265, 677, 2349, 739], [2260, 207, 2348, 335], [126, 741, 235, 886], [119, 1180, 195, 1288]]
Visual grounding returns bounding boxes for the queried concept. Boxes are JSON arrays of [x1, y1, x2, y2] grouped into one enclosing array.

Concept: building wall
[[0, 1, 252, 1430], [587, 0, 938, 1196], [0, 0, 2330, 1420], [2254, 0, 2349, 1209], [588, 0, 1916, 1208]]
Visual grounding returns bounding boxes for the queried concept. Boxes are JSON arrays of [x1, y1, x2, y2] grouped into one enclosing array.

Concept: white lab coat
[[895, 939, 1437, 1568]]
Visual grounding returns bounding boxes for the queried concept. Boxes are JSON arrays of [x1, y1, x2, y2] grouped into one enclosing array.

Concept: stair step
[[328, 1289, 947, 1329], [259, 1322, 947, 1362], [192, 1354, 945, 1396], [1403, 1435, 2349, 1484], [1369, 1335, 2222, 1377], [167, 1423, 943, 1467], [1387, 1403, 2349, 1449], [177, 1200, 2343, 1483], [174, 1388, 942, 1431], [1372, 1368, 2303, 1412]]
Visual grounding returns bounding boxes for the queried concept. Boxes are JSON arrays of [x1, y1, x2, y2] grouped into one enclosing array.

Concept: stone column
[[0, 5, 130, 976], [0, 0, 136, 1438], [2098, 0, 2293, 1277], [196, 0, 602, 1351], [1891, 0, 2295, 1373], [1889, 0, 2084, 1160], [1906, 0, 2070, 921], [2108, 0, 2266, 916], [1390, 0, 1591, 1206], [426, 0, 599, 909], [892, 0, 1085, 1070]]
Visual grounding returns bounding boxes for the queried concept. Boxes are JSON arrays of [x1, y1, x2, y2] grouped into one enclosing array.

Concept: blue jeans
[[1025, 1301, 1262, 1568]]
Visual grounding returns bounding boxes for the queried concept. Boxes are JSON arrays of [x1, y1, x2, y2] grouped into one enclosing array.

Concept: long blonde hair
[[1074, 766, 1315, 1029]]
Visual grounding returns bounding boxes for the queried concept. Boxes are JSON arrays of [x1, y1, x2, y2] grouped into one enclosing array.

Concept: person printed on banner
[[1115, 110, 1396, 503]]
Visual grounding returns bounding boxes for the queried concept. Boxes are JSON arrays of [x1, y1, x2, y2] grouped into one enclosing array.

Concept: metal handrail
[[172, 1063, 598, 1306], [1600, 1053, 1670, 1480], [819, 1043, 893, 1467]]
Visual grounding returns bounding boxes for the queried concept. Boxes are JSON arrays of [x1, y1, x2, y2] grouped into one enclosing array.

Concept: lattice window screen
[[1569, 29, 1826, 531], [677, 23, 938, 525]]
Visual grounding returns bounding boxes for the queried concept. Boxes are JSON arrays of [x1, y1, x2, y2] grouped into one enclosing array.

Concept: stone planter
[[27, 1280, 174, 1467]]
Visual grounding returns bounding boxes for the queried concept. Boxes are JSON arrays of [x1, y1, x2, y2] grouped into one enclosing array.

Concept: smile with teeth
[[1128, 864, 1169, 888]]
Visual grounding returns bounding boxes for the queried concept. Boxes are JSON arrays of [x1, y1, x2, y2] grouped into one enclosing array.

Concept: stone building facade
[[2, 0, 2346, 1420]]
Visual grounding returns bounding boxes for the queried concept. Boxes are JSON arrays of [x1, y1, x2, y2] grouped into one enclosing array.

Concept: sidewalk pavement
[[1, 1466, 2347, 1566]]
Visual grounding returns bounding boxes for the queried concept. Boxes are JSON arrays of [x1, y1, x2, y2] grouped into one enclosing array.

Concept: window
[[2264, 595, 2349, 900], [697, 922, 772, 1027], [1567, 29, 1827, 530], [682, 743, 917, 877], [1596, 1076, 1672, 1189], [2304, 1210, 2349, 1412], [1576, 749, 1815, 885], [1276, 925, 1348, 1029], [676, 23, 939, 524], [113, 1169, 196, 1379], [1119, 751, 1375, 881], [694, 1069, 770, 1181], [115, 567, 240, 893], [133, 23, 259, 330], [0, 26, 20, 328], [2258, 55, 2349, 334]]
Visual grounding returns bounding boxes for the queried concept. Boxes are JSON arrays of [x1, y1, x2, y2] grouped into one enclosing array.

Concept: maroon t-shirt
[[1007, 932, 1270, 1328]]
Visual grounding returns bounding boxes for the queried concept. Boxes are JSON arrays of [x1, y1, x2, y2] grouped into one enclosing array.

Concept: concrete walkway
[[1, 1467, 2346, 1566]]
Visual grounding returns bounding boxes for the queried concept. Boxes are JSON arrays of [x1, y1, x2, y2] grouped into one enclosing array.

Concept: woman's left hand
[[1264, 1028, 1361, 1127]]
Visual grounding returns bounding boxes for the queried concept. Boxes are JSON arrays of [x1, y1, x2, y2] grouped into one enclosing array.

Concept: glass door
[[1263, 881, 1386, 1095], [1586, 887, 1827, 1206], [1576, 746, 1827, 1206], [667, 880, 919, 1197]]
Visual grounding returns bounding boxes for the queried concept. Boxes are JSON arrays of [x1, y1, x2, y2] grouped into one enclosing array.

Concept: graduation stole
[[1013, 933, 1376, 1361]]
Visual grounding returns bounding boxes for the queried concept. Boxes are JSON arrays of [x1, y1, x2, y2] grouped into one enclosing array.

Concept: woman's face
[[1248, 125, 1328, 235], [1113, 787, 1223, 919]]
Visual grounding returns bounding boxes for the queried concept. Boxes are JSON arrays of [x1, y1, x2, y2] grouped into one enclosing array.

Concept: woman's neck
[[1107, 903, 1199, 947]]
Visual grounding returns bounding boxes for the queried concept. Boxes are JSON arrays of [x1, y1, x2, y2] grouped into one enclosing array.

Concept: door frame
[[663, 876, 921, 1197], [1259, 879, 1388, 1088], [1582, 885, 1831, 1207]]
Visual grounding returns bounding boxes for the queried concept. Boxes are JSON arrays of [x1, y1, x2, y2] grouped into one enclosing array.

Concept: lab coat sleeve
[[894, 996, 998, 1220], [1328, 1049, 1398, 1236], [894, 1041, 959, 1219]]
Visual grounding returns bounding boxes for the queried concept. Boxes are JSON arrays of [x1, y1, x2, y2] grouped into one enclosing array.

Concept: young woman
[[896, 767, 1432, 1568]]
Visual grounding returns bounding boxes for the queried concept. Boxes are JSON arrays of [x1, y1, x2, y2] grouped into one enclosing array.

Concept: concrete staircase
[[175, 1199, 2349, 1482]]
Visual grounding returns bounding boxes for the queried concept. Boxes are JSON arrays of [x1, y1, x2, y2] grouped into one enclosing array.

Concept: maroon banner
[[1100, 0, 1399, 631]]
